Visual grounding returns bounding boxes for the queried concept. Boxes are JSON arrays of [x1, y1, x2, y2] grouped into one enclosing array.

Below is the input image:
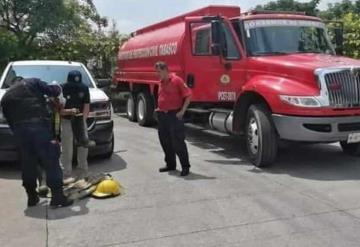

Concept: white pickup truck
[[0, 60, 114, 161]]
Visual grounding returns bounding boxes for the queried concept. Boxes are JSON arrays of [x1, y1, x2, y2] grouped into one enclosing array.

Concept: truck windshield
[[241, 19, 335, 56], [2, 65, 94, 89]]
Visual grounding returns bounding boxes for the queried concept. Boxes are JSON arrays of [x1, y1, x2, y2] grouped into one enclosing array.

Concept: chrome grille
[[324, 68, 360, 107], [86, 118, 96, 131]]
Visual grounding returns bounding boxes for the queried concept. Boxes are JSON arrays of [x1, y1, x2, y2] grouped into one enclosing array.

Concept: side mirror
[[334, 27, 344, 55], [96, 79, 111, 88], [211, 20, 222, 56]]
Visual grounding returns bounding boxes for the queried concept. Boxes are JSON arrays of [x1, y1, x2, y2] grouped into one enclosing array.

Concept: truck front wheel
[[136, 92, 155, 126], [340, 141, 360, 156], [126, 94, 137, 122], [246, 104, 278, 167]]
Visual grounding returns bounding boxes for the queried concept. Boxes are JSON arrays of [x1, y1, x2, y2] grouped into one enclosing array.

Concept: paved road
[[2, 114, 360, 247]]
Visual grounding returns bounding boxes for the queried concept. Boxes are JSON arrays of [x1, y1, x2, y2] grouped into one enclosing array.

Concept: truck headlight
[[279, 95, 322, 108], [0, 108, 7, 124], [89, 101, 112, 120]]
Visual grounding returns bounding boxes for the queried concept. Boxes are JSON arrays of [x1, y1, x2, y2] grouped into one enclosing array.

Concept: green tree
[[341, 12, 360, 58], [0, 0, 75, 50], [254, 0, 321, 16], [0, 0, 121, 77], [0, 29, 18, 67], [320, 0, 360, 20]]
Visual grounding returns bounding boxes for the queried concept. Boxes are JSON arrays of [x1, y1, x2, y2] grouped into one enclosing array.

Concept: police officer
[[155, 61, 192, 176], [61, 70, 91, 182], [0, 77, 73, 208]]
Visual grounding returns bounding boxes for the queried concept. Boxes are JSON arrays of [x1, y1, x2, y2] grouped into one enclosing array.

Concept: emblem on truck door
[[220, 74, 231, 84]]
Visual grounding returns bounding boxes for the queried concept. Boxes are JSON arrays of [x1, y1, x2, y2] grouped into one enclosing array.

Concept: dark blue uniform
[[1, 78, 63, 196]]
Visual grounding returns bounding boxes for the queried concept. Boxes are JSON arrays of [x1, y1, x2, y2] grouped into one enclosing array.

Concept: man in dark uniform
[[155, 61, 192, 176], [1, 77, 73, 208], [61, 70, 92, 182]]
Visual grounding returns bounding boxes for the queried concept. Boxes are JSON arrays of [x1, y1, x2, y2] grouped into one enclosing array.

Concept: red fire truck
[[113, 5, 360, 167]]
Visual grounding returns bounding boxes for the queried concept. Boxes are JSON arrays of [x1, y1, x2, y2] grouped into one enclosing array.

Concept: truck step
[[187, 108, 211, 114], [209, 108, 233, 114], [185, 123, 231, 137], [185, 123, 206, 130], [202, 129, 230, 137]]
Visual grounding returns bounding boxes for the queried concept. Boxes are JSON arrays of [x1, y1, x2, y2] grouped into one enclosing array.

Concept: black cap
[[67, 70, 82, 83]]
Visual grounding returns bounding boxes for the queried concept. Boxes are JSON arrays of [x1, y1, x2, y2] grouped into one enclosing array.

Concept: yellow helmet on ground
[[92, 178, 123, 198]]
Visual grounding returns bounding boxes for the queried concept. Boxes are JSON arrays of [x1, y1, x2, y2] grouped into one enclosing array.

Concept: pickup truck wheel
[[126, 94, 137, 122], [99, 134, 115, 159], [246, 104, 278, 167], [340, 141, 360, 156], [136, 92, 155, 126]]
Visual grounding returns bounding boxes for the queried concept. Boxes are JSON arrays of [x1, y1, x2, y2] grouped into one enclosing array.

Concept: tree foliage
[[0, 0, 122, 77], [1, 0, 360, 75], [342, 12, 360, 59], [255, 0, 321, 16], [320, 0, 360, 20]]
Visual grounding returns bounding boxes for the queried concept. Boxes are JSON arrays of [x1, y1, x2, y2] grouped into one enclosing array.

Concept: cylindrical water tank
[[209, 111, 233, 134]]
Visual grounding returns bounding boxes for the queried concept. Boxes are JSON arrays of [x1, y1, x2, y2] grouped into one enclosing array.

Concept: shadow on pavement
[[185, 127, 250, 162], [204, 159, 248, 165], [115, 112, 360, 182], [0, 153, 127, 181], [24, 198, 90, 220], [0, 162, 21, 180], [88, 153, 127, 174], [23, 153, 127, 220], [255, 143, 360, 181], [184, 125, 360, 181], [168, 170, 216, 180]]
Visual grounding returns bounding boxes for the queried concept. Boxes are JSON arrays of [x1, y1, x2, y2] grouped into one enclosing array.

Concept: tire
[[99, 134, 114, 159], [136, 91, 155, 126], [340, 141, 360, 156], [126, 94, 137, 122], [246, 104, 278, 167]]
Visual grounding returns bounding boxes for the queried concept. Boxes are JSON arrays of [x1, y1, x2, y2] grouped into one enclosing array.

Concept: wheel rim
[[138, 98, 145, 121], [248, 117, 259, 155], [127, 97, 134, 117]]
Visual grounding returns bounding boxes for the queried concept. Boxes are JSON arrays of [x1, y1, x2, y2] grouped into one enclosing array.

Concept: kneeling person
[[1, 77, 73, 208]]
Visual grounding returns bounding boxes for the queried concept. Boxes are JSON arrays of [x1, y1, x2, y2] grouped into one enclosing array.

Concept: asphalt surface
[[2, 114, 360, 247]]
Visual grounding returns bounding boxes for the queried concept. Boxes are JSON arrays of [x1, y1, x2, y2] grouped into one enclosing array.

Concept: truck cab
[[113, 6, 360, 167]]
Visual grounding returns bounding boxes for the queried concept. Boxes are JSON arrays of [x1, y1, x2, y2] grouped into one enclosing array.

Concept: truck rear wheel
[[126, 94, 137, 122], [246, 104, 278, 167], [136, 92, 155, 126], [340, 141, 360, 156]]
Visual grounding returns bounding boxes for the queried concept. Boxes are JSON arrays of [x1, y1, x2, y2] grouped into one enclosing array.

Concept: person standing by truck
[[155, 61, 192, 176], [61, 70, 92, 183], [0, 77, 73, 208]]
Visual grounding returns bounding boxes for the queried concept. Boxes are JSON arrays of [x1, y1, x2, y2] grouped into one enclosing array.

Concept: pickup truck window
[[242, 19, 335, 56], [2, 65, 94, 89]]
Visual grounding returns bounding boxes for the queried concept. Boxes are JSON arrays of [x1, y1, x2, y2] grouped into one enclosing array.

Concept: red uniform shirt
[[157, 73, 192, 112]]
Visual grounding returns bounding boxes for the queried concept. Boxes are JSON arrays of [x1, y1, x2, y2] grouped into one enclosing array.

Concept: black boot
[[26, 189, 40, 207], [38, 186, 50, 198], [50, 191, 73, 208], [159, 166, 176, 172], [180, 168, 190, 177]]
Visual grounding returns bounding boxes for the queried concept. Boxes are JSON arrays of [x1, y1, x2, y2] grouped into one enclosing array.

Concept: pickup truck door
[[184, 17, 246, 103]]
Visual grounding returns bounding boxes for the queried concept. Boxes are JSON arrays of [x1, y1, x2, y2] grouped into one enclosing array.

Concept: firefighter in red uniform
[[155, 61, 192, 176]]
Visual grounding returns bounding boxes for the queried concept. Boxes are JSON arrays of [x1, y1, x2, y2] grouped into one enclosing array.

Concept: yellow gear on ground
[[92, 178, 123, 198]]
